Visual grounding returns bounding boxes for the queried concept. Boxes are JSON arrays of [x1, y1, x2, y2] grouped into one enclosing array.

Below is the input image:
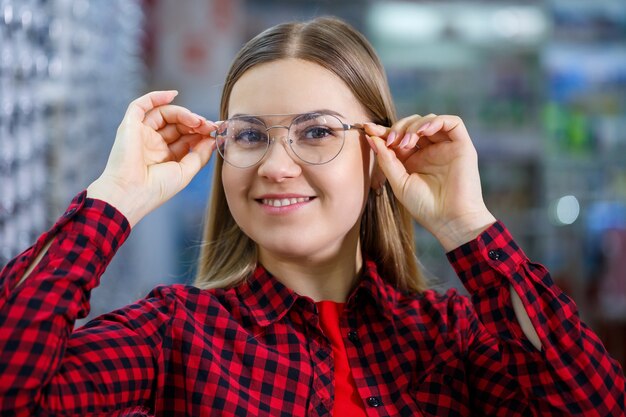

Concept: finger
[[157, 124, 185, 143], [190, 119, 219, 135], [387, 114, 425, 146], [157, 121, 218, 143], [390, 114, 423, 133], [393, 139, 421, 164], [416, 135, 435, 149], [168, 134, 205, 161], [178, 137, 216, 186], [404, 114, 437, 136], [125, 90, 178, 123], [417, 115, 471, 144], [391, 115, 435, 148], [398, 132, 420, 150], [367, 131, 420, 164], [369, 135, 410, 193], [363, 123, 389, 137], [144, 104, 203, 131]]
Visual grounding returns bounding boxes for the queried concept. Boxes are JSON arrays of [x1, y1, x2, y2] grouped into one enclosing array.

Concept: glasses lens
[[290, 113, 345, 164], [216, 118, 269, 167]]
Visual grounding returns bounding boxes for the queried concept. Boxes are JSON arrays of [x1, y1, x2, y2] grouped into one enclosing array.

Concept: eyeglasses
[[213, 112, 364, 168]]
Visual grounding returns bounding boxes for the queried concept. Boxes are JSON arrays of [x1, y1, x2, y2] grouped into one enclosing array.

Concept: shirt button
[[366, 396, 382, 407], [488, 249, 503, 260], [347, 330, 359, 344], [64, 208, 77, 217]]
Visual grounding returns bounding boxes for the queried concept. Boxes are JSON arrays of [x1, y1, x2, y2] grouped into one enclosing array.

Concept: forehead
[[227, 58, 367, 119], [229, 111, 343, 125]]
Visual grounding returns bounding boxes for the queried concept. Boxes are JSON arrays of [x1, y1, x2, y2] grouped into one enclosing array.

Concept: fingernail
[[399, 133, 411, 148], [365, 134, 378, 155], [386, 131, 396, 146], [417, 122, 431, 135]]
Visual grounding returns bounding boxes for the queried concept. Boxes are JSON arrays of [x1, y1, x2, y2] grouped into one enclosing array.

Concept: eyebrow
[[229, 109, 346, 120]]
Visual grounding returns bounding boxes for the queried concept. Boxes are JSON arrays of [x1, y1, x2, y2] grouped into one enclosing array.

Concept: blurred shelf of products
[[0, 0, 148, 318], [1, 0, 625, 364], [361, 0, 626, 365]]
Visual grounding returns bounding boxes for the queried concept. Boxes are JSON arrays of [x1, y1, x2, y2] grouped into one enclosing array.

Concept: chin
[[243, 220, 360, 263], [256, 233, 347, 263], [260, 240, 322, 260]]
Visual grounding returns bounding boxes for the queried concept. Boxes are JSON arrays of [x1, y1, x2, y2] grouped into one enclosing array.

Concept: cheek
[[350, 137, 374, 193], [325, 142, 371, 210], [221, 166, 251, 217], [221, 168, 236, 204]]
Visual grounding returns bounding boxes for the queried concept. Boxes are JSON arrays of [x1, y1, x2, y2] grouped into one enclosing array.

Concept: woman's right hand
[[87, 90, 218, 227]]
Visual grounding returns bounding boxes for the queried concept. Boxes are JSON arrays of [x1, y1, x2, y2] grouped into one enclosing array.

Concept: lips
[[255, 193, 316, 209], [261, 197, 312, 207]]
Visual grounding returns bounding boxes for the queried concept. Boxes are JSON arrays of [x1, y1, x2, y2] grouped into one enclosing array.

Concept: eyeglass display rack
[[1, 0, 49, 264], [0, 0, 145, 315]]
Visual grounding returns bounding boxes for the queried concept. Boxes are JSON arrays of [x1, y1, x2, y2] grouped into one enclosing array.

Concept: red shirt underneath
[[316, 300, 368, 417]]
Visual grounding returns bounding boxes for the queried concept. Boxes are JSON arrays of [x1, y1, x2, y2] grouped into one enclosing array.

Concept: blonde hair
[[195, 16, 425, 293]]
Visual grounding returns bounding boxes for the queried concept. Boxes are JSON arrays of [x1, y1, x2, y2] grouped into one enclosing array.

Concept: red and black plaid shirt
[[0, 191, 624, 416]]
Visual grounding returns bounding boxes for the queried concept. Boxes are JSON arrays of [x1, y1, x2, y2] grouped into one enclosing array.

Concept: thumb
[[370, 135, 410, 195], [177, 138, 215, 188]]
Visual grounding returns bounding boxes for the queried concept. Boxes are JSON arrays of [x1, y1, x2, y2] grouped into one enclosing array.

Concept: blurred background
[[1, 0, 625, 366]]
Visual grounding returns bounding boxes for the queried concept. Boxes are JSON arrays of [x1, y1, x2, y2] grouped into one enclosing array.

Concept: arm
[[365, 115, 625, 415], [0, 91, 217, 416], [0, 193, 162, 416], [449, 221, 625, 415]]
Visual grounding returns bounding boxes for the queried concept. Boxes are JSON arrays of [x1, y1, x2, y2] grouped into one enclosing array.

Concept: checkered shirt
[[1, 191, 624, 416]]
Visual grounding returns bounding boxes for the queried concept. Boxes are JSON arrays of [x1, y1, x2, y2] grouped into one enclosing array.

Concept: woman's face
[[223, 58, 374, 263]]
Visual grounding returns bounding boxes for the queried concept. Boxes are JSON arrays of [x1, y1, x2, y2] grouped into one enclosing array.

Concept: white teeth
[[262, 197, 311, 207]]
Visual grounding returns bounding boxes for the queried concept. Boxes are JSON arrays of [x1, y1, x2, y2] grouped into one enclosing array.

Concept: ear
[[370, 163, 387, 191]]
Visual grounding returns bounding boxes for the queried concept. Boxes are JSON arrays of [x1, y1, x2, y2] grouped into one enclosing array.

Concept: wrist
[[434, 211, 497, 252], [86, 178, 145, 228]]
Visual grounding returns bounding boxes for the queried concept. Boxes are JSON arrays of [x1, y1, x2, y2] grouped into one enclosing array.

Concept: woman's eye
[[302, 126, 334, 140], [234, 129, 266, 144]]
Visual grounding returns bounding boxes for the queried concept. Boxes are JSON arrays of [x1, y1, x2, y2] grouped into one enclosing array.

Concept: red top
[[0, 190, 624, 416], [316, 300, 368, 417]]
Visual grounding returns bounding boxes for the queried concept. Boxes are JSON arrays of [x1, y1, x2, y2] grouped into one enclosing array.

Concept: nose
[[256, 126, 302, 181]]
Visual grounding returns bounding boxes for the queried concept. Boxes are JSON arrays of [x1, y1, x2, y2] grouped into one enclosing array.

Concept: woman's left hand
[[364, 114, 496, 251]]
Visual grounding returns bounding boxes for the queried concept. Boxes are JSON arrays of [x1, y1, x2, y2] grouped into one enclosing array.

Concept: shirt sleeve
[[0, 191, 165, 417], [447, 220, 625, 416]]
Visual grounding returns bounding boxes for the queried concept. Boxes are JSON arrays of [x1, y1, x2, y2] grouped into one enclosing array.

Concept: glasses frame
[[213, 112, 365, 168]]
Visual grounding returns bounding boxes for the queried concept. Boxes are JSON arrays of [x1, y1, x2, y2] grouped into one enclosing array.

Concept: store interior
[[1, 0, 625, 366]]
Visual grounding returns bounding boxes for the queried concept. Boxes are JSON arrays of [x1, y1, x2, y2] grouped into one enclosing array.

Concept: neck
[[258, 230, 363, 303]]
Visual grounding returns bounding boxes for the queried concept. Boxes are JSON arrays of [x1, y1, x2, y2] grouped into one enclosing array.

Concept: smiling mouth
[[259, 197, 314, 207]]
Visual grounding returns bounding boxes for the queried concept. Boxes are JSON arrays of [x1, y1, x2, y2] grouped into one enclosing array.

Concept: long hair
[[195, 16, 425, 293]]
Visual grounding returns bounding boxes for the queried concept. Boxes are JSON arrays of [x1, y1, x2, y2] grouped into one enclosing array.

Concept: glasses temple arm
[[345, 123, 365, 131]]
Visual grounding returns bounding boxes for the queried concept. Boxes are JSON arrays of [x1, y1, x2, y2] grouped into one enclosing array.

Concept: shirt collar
[[236, 265, 301, 327], [236, 259, 397, 327]]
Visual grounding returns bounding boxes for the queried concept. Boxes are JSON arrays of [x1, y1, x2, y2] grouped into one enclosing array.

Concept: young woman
[[0, 17, 623, 417]]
